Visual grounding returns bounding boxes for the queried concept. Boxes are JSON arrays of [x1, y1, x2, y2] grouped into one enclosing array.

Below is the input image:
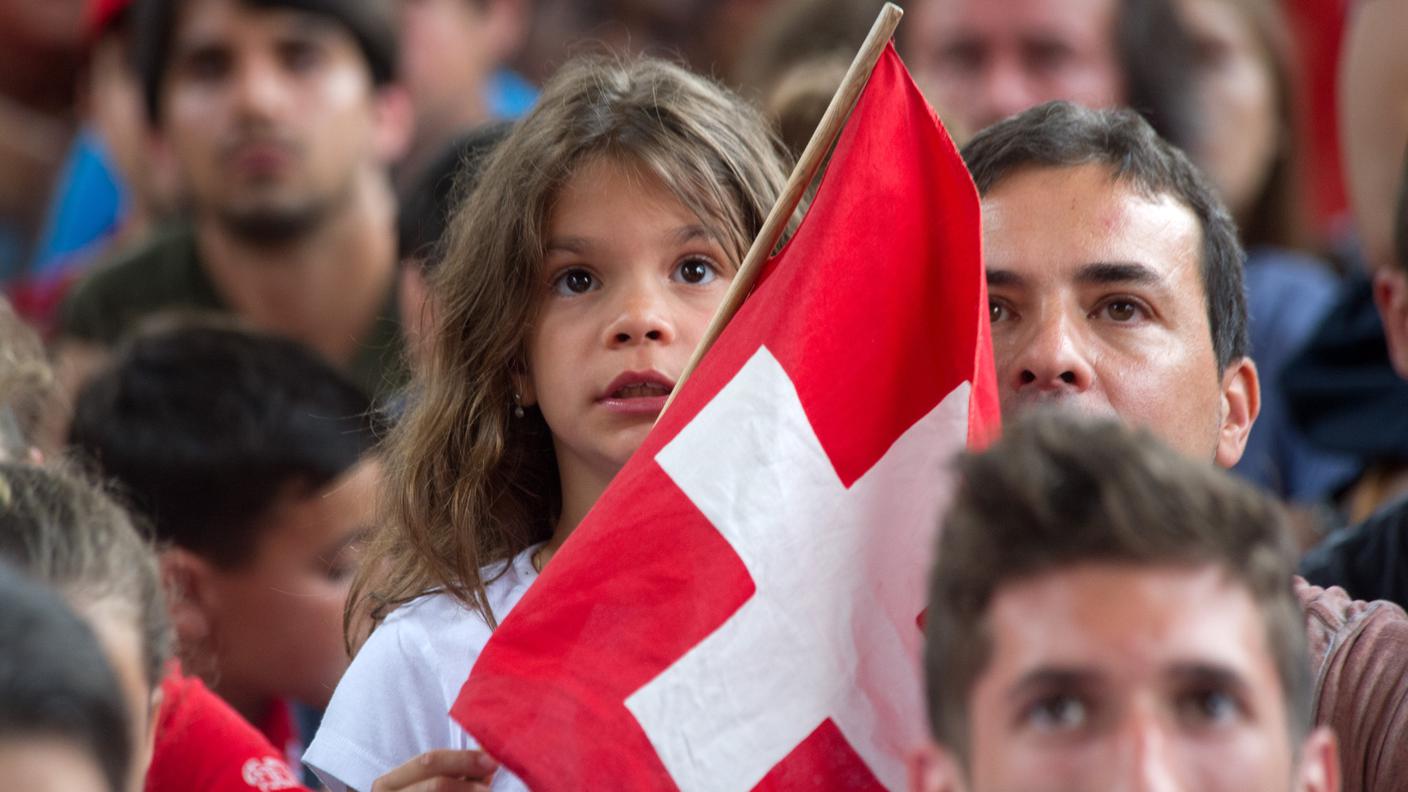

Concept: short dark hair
[[397, 121, 515, 269], [131, 0, 398, 122], [962, 101, 1249, 369], [924, 413, 1311, 759], [0, 560, 131, 792], [0, 462, 171, 693], [68, 324, 379, 568]]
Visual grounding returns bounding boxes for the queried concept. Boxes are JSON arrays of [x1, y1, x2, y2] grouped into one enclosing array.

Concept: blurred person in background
[[899, 0, 1197, 149], [1300, 150, 1408, 608], [0, 295, 52, 462], [730, 0, 887, 157], [0, 0, 87, 280], [1175, 0, 1358, 509], [0, 560, 130, 792], [12, 0, 181, 332], [68, 324, 382, 771], [53, 0, 413, 414], [0, 461, 313, 792], [1281, 0, 1408, 527], [396, 121, 511, 373], [392, 0, 532, 196]]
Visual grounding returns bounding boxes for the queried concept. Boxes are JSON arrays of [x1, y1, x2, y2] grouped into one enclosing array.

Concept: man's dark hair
[[962, 100, 1249, 369], [0, 560, 131, 792], [68, 324, 379, 568], [924, 412, 1311, 759], [398, 121, 515, 269], [131, 0, 398, 122]]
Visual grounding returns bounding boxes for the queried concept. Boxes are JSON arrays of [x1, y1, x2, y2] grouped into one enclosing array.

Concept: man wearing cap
[[54, 0, 412, 402]]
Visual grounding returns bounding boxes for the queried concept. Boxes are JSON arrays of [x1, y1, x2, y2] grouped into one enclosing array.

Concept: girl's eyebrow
[[672, 225, 721, 245], [545, 236, 592, 254]]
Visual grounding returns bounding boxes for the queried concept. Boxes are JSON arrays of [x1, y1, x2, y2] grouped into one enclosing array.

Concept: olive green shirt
[[58, 224, 407, 400]]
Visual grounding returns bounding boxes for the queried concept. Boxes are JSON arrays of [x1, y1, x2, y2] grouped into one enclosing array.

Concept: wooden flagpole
[[659, 2, 905, 417]]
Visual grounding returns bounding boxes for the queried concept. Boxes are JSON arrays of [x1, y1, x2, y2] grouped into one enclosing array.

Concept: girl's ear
[[158, 547, 216, 648]]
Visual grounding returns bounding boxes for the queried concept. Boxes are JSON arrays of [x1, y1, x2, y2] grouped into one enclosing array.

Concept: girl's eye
[[551, 268, 599, 296], [673, 257, 719, 286]]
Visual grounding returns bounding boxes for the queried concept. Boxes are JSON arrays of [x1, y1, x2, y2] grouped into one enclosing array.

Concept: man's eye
[[551, 268, 598, 296], [673, 257, 719, 285], [1099, 300, 1142, 322], [989, 301, 1012, 323], [1177, 689, 1243, 727], [1027, 695, 1088, 732], [182, 49, 230, 81]]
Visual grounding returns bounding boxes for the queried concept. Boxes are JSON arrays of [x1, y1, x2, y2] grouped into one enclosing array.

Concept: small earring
[[513, 392, 525, 419]]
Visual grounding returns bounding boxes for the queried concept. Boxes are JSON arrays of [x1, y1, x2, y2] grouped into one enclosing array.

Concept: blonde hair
[[348, 55, 790, 642]]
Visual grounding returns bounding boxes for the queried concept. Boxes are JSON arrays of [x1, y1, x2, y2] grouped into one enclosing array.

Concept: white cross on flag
[[453, 42, 1000, 790]]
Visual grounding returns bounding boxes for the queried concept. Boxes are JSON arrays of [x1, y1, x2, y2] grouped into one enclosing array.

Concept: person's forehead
[[172, 0, 345, 49], [981, 162, 1202, 287], [982, 562, 1271, 680], [912, 0, 1119, 44]]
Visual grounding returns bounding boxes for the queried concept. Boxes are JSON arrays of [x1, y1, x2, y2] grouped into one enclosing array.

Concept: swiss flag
[[454, 43, 999, 790]]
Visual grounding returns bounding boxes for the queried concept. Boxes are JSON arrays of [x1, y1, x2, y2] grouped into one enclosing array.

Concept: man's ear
[[1296, 726, 1341, 792], [908, 741, 966, 792], [1215, 356, 1261, 469], [371, 83, 415, 165], [158, 547, 217, 648], [1373, 267, 1408, 379]]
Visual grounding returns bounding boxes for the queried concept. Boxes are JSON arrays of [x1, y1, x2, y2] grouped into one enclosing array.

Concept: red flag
[[453, 43, 999, 790]]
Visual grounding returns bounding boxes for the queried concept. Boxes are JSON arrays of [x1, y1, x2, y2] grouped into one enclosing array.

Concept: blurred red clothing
[[146, 666, 310, 792]]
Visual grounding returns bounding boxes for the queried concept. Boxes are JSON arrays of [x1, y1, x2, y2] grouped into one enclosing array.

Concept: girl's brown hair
[[348, 55, 790, 644]]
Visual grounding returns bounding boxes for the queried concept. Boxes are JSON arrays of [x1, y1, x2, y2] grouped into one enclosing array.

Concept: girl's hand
[[370, 749, 500, 792]]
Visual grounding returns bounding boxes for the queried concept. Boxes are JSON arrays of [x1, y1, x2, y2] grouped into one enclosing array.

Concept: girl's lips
[[597, 394, 670, 415]]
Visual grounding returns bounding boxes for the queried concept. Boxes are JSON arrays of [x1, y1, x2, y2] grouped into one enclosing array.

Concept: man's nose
[[231, 56, 291, 119], [1123, 708, 1183, 792], [1009, 311, 1094, 393]]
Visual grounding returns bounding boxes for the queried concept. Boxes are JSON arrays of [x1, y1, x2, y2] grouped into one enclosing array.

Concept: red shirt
[[145, 667, 311, 792]]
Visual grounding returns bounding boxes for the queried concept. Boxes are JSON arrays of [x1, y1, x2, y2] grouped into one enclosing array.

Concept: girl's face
[[82, 604, 157, 792], [1180, 0, 1280, 223], [526, 157, 736, 493]]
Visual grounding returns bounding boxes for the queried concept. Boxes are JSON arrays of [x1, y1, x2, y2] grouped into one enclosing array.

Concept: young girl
[[304, 54, 790, 791]]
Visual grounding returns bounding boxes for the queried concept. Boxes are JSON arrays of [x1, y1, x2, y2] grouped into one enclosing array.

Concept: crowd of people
[[1, 0, 1406, 790]]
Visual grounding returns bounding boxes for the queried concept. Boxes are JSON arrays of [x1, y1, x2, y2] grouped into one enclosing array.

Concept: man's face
[[915, 563, 1327, 792], [982, 163, 1257, 467], [396, 0, 517, 141], [160, 0, 394, 241], [905, 0, 1126, 142]]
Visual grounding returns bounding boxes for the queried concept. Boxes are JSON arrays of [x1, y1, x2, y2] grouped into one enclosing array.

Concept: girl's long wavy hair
[[347, 55, 790, 646]]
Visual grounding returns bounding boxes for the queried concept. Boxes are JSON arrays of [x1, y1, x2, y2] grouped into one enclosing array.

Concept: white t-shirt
[[303, 546, 541, 792]]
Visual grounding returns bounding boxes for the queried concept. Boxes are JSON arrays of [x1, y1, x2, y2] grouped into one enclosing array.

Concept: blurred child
[[0, 559, 129, 792], [304, 54, 790, 791], [68, 324, 382, 769], [0, 461, 312, 792]]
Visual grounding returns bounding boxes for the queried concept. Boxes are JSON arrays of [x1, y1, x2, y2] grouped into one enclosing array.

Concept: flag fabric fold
[[453, 42, 999, 791]]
